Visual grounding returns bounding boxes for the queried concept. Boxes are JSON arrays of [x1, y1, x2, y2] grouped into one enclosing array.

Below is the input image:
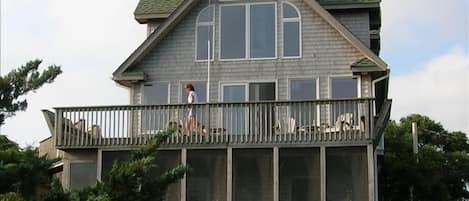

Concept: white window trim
[[287, 78, 321, 126], [218, 2, 278, 61], [195, 5, 215, 62], [281, 1, 302, 59], [140, 81, 171, 104], [178, 80, 208, 103]]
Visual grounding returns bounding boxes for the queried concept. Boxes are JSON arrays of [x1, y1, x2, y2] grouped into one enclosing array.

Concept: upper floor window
[[220, 3, 277, 60], [196, 6, 214, 61], [282, 2, 301, 58]]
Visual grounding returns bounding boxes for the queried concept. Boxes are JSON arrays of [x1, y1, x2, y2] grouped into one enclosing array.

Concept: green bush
[[0, 192, 25, 201]]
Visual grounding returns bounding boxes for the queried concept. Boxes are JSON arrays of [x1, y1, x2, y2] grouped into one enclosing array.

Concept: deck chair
[[335, 113, 354, 131]]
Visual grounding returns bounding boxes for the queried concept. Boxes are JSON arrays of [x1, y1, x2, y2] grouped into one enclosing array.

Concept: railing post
[[55, 109, 63, 147]]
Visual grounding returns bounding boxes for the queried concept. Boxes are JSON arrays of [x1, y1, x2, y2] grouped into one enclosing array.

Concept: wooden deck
[[52, 98, 381, 149]]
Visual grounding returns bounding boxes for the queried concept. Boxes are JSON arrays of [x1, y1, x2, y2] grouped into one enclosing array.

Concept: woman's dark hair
[[184, 83, 195, 91]]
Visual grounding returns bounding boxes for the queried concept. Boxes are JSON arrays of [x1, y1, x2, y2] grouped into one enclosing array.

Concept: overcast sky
[[1, 0, 468, 146]]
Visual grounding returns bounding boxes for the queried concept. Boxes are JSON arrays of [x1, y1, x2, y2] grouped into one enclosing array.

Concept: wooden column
[[367, 144, 375, 201], [273, 147, 279, 201], [320, 146, 326, 201], [227, 147, 233, 201], [181, 148, 187, 201], [97, 149, 102, 181]]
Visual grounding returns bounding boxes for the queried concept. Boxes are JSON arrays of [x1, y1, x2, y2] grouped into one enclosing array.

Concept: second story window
[[220, 3, 277, 60], [282, 2, 301, 58], [196, 6, 214, 61]]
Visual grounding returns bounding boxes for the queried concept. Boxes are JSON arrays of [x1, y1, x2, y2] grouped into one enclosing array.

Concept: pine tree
[[0, 60, 62, 125]]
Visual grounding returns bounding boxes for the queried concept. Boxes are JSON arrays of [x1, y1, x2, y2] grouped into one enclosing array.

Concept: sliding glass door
[[222, 84, 247, 135]]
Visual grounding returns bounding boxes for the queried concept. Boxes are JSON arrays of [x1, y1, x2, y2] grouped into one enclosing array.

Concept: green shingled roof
[[134, 0, 183, 20], [317, 0, 380, 5], [352, 57, 378, 68], [134, 0, 380, 22]]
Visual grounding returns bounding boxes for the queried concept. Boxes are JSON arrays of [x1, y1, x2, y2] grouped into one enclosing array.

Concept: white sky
[[1, 0, 468, 146]]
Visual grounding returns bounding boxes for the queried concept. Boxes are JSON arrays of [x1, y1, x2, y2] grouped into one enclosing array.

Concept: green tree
[[384, 114, 469, 201], [0, 135, 59, 200], [0, 59, 62, 125], [42, 129, 189, 201]]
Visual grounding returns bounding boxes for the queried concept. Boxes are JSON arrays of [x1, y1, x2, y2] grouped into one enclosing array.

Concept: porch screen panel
[[69, 162, 97, 190], [187, 150, 227, 201], [326, 147, 368, 201], [154, 150, 181, 201], [233, 149, 273, 201], [101, 151, 130, 179], [279, 148, 320, 201]]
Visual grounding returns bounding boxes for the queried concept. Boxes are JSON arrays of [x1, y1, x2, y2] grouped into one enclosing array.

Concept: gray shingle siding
[[332, 11, 371, 47], [130, 0, 372, 104]]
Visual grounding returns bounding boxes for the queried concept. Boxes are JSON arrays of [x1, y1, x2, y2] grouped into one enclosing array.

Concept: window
[[142, 82, 169, 104], [282, 3, 301, 57], [331, 77, 358, 99], [290, 79, 318, 127], [250, 4, 276, 58], [196, 6, 214, 61], [180, 82, 207, 103], [220, 3, 276, 60], [220, 5, 246, 59], [142, 82, 169, 131], [70, 162, 97, 189], [330, 77, 359, 126]]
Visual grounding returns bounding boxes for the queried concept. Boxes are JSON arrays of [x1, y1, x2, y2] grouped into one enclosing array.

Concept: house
[[41, 0, 391, 200]]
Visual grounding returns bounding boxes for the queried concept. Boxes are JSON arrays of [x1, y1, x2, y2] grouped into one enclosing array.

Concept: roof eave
[[135, 13, 171, 24]]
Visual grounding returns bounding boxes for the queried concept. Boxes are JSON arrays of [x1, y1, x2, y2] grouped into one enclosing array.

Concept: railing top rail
[[54, 97, 375, 111]]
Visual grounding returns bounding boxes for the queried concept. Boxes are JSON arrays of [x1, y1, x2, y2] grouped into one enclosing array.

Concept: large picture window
[[220, 3, 276, 60], [196, 6, 214, 61], [282, 2, 301, 57]]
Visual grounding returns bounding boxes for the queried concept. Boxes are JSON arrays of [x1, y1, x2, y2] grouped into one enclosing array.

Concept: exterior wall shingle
[[129, 0, 372, 103]]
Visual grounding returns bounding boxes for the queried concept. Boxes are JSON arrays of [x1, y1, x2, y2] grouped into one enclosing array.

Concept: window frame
[[141, 81, 171, 105], [218, 2, 278, 61], [195, 5, 215, 62], [281, 2, 302, 59]]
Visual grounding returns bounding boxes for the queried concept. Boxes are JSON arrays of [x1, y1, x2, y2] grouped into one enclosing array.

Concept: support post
[[181, 148, 187, 201], [227, 147, 232, 201], [320, 146, 326, 201], [273, 147, 279, 201], [368, 144, 375, 201], [97, 149, 102, 181], [412, 122, 418, 154]]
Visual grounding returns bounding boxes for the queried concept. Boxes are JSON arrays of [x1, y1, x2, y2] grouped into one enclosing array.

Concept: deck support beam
[[368, 144, 375, 201], [320, 146, 326, 201], [181, 148, 187, 201], [227, 147, 232, 201], [273, 147, 279, 201]]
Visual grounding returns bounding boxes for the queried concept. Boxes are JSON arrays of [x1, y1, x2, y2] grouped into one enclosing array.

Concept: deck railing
[[54, 98, 375, 148]]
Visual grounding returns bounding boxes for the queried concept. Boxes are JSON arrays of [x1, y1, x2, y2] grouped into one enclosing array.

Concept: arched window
[[196, 6, 214, 61], [282, 2, 301, 58]]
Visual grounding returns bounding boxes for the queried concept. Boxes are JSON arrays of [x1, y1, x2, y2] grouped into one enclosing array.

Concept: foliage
[[41, 128, 189, 201], [384, 114, 469, 201], [41, 179, 72, 201], [0, 135, 59, 201], [0, 192, 26, 201], [98, 128, 190, 201], [0, 59, 62, 125]]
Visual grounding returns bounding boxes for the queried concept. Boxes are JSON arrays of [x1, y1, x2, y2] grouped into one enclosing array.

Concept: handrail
[[54, 97, 375, 110], [54, 98, 376, 148]]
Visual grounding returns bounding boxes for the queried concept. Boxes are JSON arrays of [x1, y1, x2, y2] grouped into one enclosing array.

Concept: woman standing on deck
[[184, 84, 198, 134]]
